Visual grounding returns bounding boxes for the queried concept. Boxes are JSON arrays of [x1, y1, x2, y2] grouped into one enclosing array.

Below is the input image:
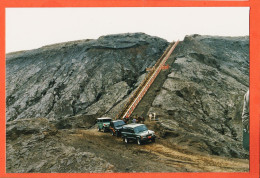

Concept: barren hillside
[[6, 33, 249, 173]]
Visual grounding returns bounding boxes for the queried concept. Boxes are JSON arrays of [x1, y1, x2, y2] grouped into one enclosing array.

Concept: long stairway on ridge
[[115, 40, 180, 120]]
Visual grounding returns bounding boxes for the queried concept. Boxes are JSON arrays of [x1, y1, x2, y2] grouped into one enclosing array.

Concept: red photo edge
[[0, 0, 259, 178]]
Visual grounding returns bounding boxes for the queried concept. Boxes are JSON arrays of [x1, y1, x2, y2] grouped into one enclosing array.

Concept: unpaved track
[[62, 127, 249, 173]]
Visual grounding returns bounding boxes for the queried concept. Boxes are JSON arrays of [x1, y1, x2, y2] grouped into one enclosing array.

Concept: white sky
[[6, 7, 249, 53]]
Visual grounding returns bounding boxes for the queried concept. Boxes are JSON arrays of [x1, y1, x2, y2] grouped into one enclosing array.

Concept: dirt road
[[63, 125, 249, 172]]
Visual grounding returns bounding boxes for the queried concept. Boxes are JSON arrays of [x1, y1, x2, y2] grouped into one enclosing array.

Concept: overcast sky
[[6, 7, 249, 53]]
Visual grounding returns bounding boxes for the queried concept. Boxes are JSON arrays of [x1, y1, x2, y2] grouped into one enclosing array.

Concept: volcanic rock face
[[6, 33, 249, 173], [147, 35, 249, 158], [6, 118, 114, 173], [6, 33, 169, 122]]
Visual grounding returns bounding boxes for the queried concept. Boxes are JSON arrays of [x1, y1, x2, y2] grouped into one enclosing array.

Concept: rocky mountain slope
[[6, 33, 168, 122], [135, 35, 249, 158], [6, 33, 249, 172]]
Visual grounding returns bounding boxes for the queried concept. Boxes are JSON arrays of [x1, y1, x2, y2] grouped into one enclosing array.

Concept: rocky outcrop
[[147, 35, 249, 158], [6, 117, 57, 140], [6, 33, 169, 121], [6, 118, 114, 173]]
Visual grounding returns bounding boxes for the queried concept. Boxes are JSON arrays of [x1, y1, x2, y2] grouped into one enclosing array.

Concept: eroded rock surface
[[6, 33, 169, 121], [146, 35, 249, 158], [6, 118, 114, 173], [6, 34, 249, 173]]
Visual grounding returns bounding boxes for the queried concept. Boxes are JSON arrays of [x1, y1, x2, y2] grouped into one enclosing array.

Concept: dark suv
[[109, 120, 126, 137], [121, 124, 156, 145]]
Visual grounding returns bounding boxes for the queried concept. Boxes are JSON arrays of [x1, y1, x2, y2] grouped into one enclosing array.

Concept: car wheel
[[137, 138, 142, 145], [98, 127, 101, 132], [124, 137, 128, 143], [151, 138, 155, 143]]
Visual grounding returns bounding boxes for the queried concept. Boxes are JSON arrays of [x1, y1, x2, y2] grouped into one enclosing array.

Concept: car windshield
[[134, 125, 148, 133], [114, 120, 125, 127]]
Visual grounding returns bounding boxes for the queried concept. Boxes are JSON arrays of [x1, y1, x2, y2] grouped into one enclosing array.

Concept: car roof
[[123, 123, 144, 128], [111, 120, 125, 123], [97, 117, 112, 120]]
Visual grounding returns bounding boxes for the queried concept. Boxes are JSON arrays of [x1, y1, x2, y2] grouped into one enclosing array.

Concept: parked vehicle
[[97, 117, 112, 132], [109, 120, 126, 136], [121, 123, 156, 145]]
